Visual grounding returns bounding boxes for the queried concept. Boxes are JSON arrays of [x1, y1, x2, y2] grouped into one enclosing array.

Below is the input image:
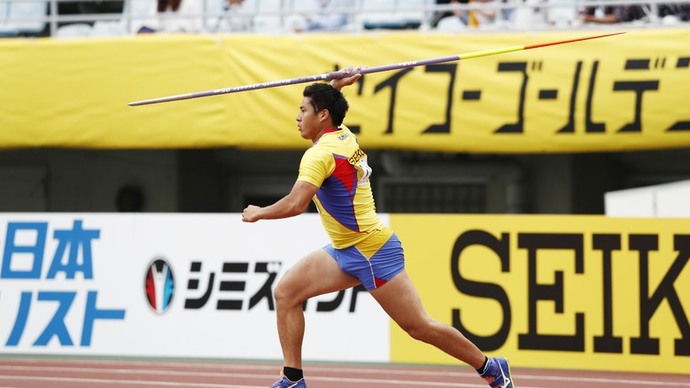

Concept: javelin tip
[[525, 31, 626, 50]]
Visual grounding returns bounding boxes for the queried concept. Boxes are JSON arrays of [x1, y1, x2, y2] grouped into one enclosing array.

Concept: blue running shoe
[[270, 376, 307, 388], [480, 357, 514, 388]]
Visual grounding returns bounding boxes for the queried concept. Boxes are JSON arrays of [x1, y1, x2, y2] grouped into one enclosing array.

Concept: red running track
[[0, 357, 688, 387]]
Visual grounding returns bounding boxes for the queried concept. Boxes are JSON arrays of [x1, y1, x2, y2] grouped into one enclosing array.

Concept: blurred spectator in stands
[[474, 0, 498, 27], [431, 0, 497, 30], [657, 2, 690, 23], [215, 0, 253, 32], [544, 0, 579, 27], [498, 0, 515, 23], [157, 0, 180, 12], [126, 0, 254, 35], [155, 0, 203, 32], [581, 4, 649, 24], [292, 0, 352, 32], [431, 0, 470, 29]]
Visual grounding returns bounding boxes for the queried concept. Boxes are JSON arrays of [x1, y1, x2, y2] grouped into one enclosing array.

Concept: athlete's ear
[[319, 108, 330, 122]]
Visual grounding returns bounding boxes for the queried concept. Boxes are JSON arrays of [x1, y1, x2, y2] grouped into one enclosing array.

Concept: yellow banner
[[389, 215, 690, 374], [1, 29, 689, 151]]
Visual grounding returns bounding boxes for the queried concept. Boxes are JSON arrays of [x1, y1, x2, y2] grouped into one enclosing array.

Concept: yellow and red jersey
[[297, 125, 388, 249]]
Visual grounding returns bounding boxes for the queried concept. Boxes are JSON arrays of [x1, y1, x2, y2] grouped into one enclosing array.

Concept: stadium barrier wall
[[0, 213, 688, 374], [0, 214, 390, 362], [391, 214, 690, 374], [605, 179, 690, 217], [0, 29, 689, 152]]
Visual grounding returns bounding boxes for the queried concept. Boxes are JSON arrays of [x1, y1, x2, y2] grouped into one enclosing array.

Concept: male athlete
[[241, 68, 514, 388]]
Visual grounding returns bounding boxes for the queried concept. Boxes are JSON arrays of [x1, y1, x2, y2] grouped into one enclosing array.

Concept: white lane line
[[0, 365, 274, 379], [0, 372, 532, 388], [0, 375, 262, 388]]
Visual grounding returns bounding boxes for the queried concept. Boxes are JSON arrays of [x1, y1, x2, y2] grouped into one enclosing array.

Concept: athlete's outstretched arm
[[242, 180, 318, 222]]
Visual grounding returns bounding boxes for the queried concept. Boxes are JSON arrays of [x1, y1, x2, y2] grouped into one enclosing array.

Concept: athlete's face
[[296, 96, 327, 142]]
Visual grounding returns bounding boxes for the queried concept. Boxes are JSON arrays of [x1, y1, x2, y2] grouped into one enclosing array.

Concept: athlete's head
[[302, 83, 349, 127]]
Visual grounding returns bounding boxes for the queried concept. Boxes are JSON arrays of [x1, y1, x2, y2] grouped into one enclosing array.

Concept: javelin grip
[[129, 32, 624, 107]]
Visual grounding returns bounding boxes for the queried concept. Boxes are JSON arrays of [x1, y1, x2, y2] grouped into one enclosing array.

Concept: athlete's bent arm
[[242, 180, 318, 222]]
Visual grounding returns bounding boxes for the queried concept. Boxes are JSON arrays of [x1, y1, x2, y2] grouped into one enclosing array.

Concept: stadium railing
[[0, 0, 687, 38]]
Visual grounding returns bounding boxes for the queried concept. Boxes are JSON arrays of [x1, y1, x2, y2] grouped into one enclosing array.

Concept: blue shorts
[[324, 233, 405, 291]]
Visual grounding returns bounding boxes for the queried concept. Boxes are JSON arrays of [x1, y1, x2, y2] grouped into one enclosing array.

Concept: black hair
[[302, 83, 349, 127]]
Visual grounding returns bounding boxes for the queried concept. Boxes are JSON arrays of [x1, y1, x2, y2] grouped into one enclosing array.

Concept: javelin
[[128, 31, 624, 107]]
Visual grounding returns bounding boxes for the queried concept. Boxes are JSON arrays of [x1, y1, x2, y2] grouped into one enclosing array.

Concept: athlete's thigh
[[278, 248, 360, 301], [369, 270, 427, 327]]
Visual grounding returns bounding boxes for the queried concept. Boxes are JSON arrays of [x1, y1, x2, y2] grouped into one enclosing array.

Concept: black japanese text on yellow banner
[[0, 29, 688, 151], [389, 215, 690, 374]]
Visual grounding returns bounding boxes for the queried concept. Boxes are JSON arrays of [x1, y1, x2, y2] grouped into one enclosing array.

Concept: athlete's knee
[[273, 278, 304, 307], [399, 317, 435, 342]]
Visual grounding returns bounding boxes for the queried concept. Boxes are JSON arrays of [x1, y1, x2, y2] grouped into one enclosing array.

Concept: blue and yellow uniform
[[298, 125, 404, 290]]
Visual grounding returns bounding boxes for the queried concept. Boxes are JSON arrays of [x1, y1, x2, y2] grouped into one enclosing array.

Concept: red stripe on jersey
[[332, 156, 356, 196]]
